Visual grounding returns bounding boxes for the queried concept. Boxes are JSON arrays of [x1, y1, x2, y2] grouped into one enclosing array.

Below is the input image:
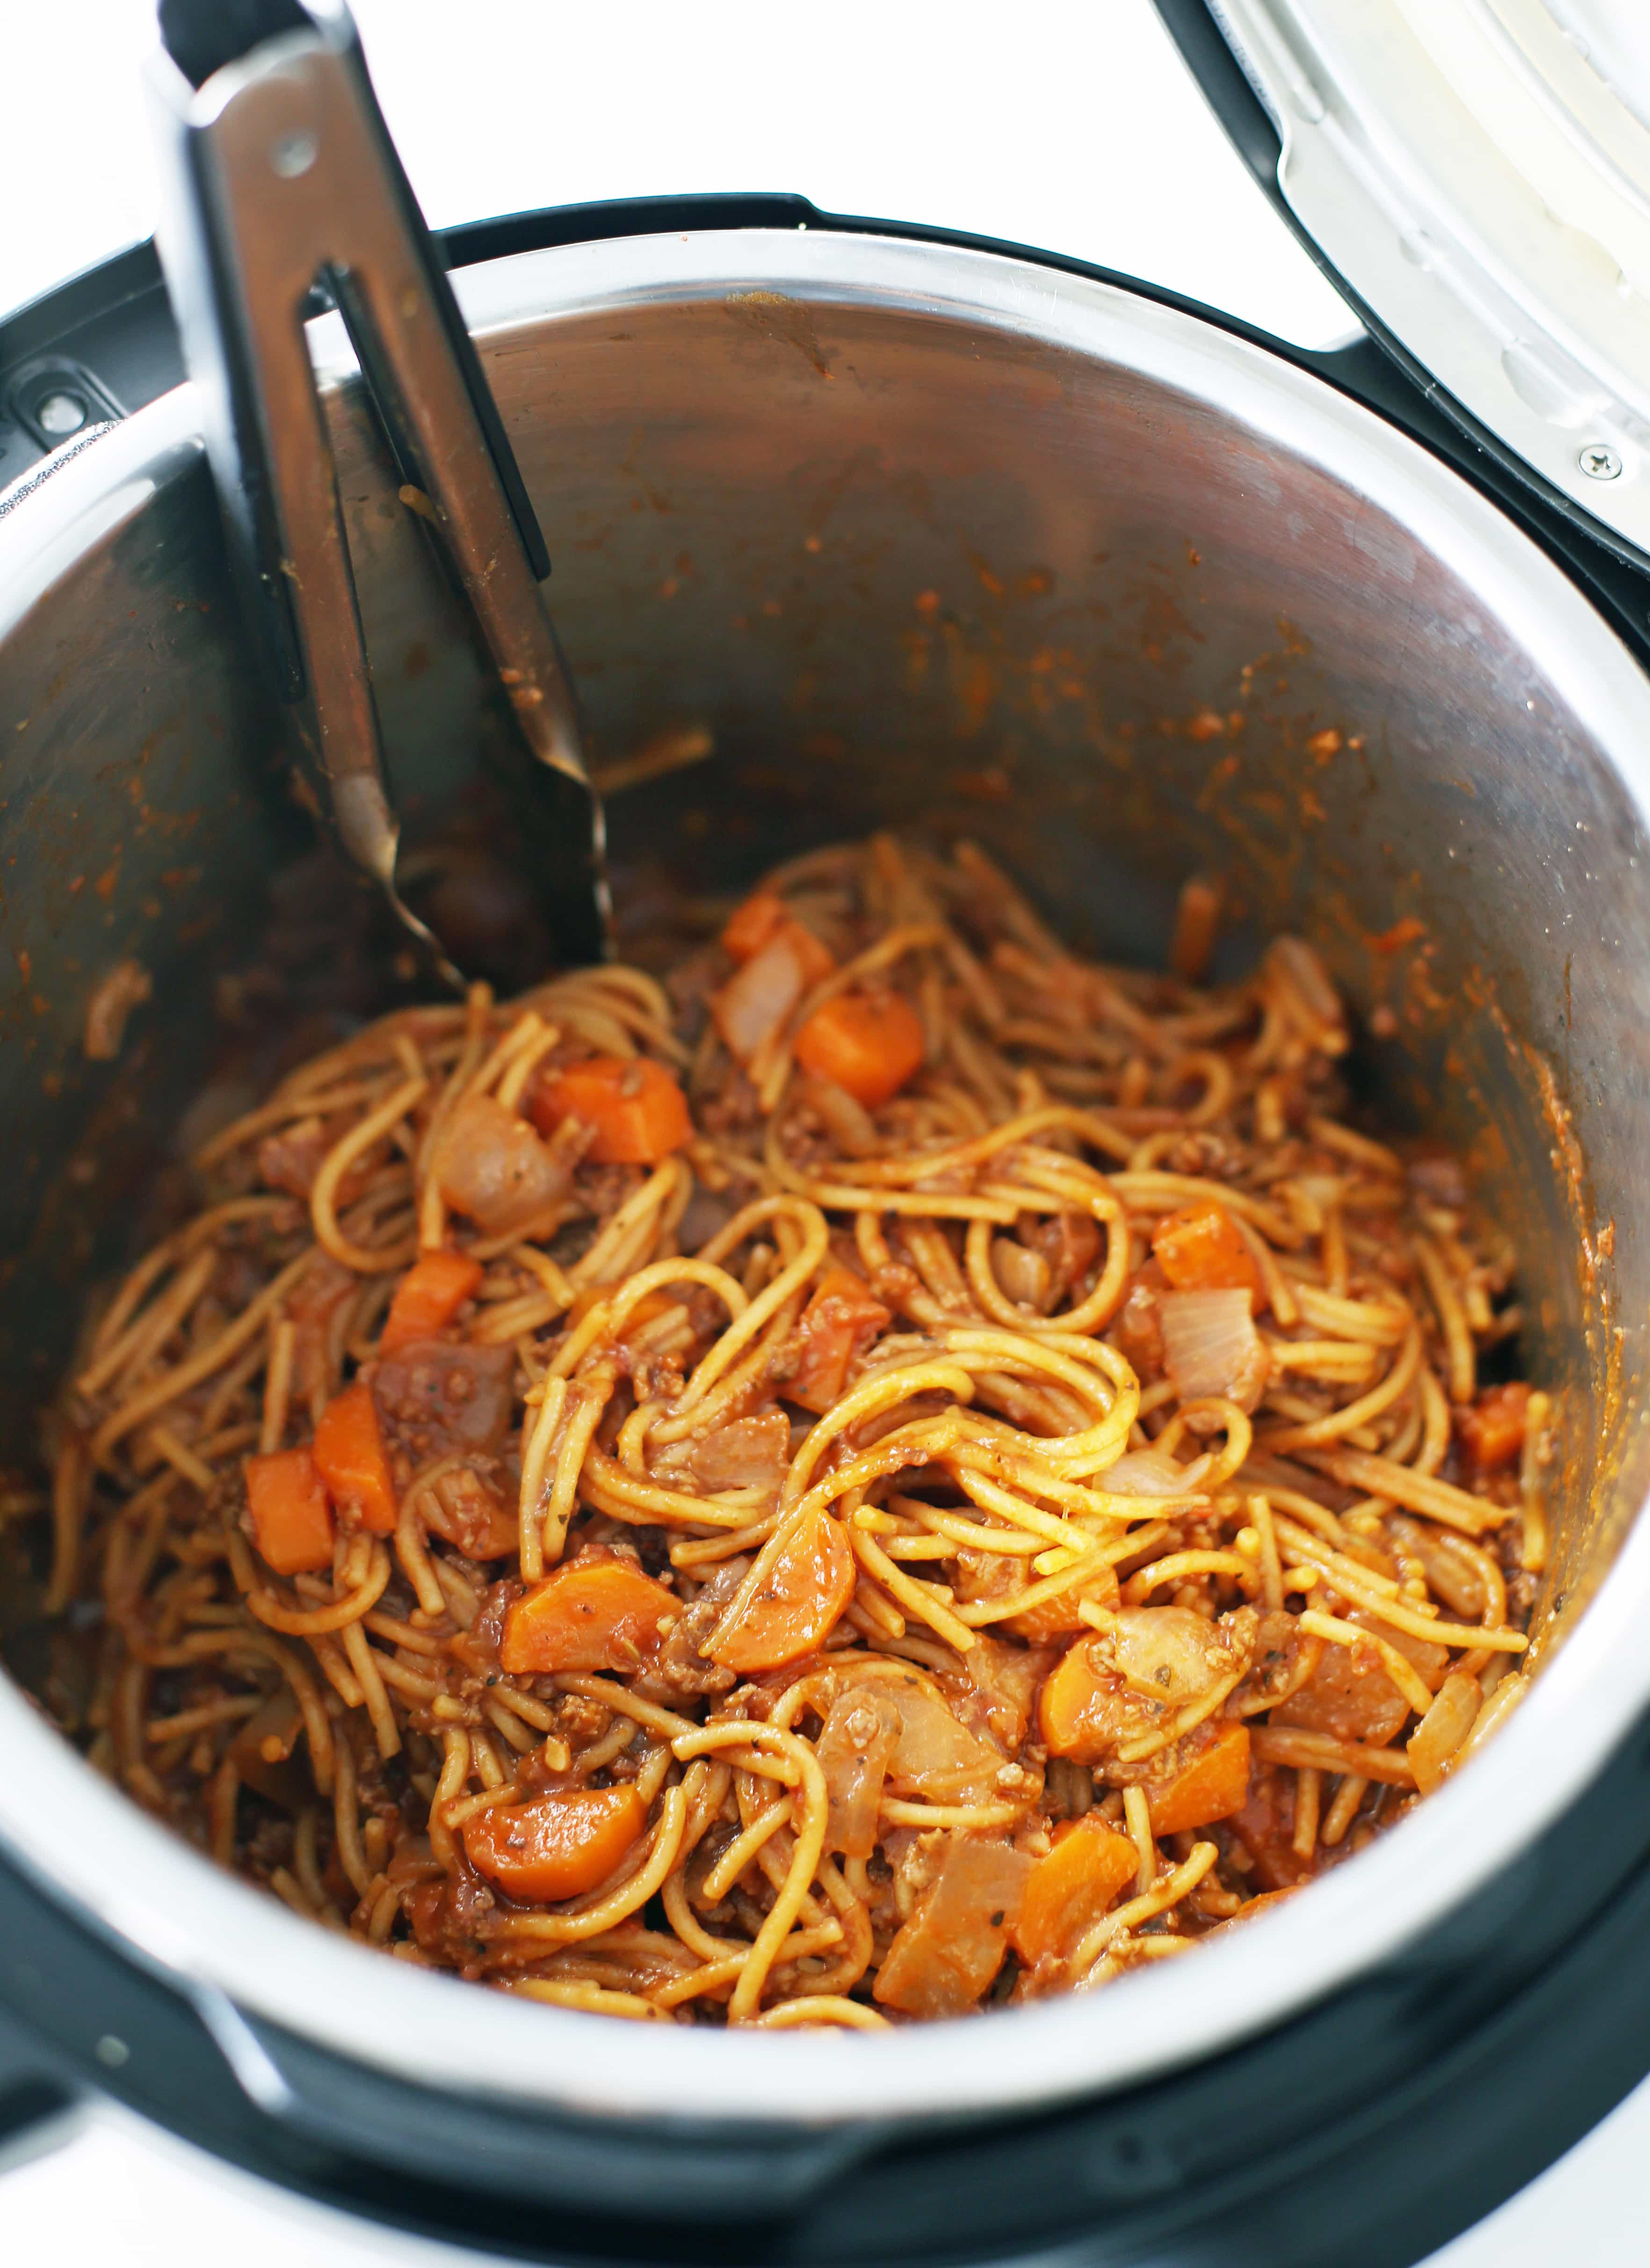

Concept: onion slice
[[1099, 1447, 1198, 1497], [1161, 1287, 1270, 1411], [435, 1092, 569, 1235], [712, 930, 806, 1061]]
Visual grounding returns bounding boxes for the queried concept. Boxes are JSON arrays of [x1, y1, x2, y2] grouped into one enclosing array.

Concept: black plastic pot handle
[[232, 2006, 881, 2224], [0, 2004, 78, 2175]]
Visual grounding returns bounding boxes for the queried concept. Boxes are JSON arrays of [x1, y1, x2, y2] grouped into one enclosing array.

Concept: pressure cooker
[[2, 5, 1650, 2261]]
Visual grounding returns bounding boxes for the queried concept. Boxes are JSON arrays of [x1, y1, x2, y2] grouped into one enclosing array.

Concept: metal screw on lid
[[36, 392, 88, 437], [1579, 443, 1623, 480], [270, 129, 317, 176]]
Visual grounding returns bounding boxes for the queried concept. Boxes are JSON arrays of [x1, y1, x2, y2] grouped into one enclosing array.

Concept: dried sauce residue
[[724, 291, 834, 379]]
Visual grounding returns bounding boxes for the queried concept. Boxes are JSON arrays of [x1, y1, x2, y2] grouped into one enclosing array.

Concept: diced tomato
[[311, 1380, 398, 1536], [705, 1502, 856, 1672], [381, 1250, 484, 1353], [530, 1055, 691, 1167], [1011, 1818, 1138, 1966], [462, 1784, 648, 1903], [1144, 1721, 1251, 1834], [1151, 1200, 1259, 1305], [873, 1838, 1034, 2018], [794, 990, 925, 1108], [500, 1554, 679, 1674], [1455, 1381, 1530, 1472], [245, 1445, 335, 1576], [786, 1265, 891, 1414]]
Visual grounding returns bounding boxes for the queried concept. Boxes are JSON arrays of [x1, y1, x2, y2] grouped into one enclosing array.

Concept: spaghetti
[[39, 835, 1542, 2025]]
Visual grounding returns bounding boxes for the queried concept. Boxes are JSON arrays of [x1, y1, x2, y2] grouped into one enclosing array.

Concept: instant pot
[[4, 6, 1650, 2261]]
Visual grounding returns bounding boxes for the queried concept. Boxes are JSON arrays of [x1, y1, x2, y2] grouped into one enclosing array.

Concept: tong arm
[[148, 0, 607, 974]]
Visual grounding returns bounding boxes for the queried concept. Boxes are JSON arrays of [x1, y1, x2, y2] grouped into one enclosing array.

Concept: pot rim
[[1, 224, 1646, 2130]]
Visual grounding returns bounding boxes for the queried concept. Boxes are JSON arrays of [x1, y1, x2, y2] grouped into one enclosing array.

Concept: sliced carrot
[[463, 1784, 648, 1903], [1456, 1381, 1530, 1472], [1037, 1639, 1119, 1766], [787, 1265, 891, 1414], [706, 1502, 856, 1672], [500, 1555, 679, 1675], [564, 1284, 674, 1338], [1011, 1818, 1138, 1966], [245, 1445, 335, 1576], [1151, 1199, 1259, 1303], [722, 888, 787, 962], [311, 1380, 398, 1536], [1145, 1720, 1251, 1834], [530, 1055, 691, 1166], [1004, 1562, 1122, 1644], [381, 1250, 484, 1353], [794, 990, 924, 1108], [721, 890, 835, 987]]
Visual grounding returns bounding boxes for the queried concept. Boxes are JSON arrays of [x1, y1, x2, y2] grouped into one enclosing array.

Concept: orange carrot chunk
[[563, 1284, 674, 1338], [1456, 1380, 1530, 1473], [721, 888, 834, 984], [1002, 1562, 1122, 1645], [245, 1445, 335, 1576], [1036, 1638, 1120, 1766], [381, 1250, 484, 1353], [794, 991, 924, 1108], [500, 1555, 679, 1675], [312, 1381, 398, 1536], [463, 1784, 648, 1903], [787, 1265, 891, 1414], [1151, 1199, 1259, 1304], [706, 1502, 856, 1672], [722, 888, 787, 962], [1012, 1818, 1139, 1967], [530, 1056, 691, 1166], [1145, 1721, 1252, 1835]]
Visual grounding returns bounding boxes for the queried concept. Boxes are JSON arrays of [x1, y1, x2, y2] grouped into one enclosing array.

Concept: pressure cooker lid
[[1182, 0, 1650, 567]]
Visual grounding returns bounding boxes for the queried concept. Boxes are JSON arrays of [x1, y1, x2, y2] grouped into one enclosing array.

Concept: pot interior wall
[[0, 240, 1645, 1688]]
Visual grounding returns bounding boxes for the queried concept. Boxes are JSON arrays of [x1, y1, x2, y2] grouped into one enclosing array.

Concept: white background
[[1, 2, 1648, 2262]]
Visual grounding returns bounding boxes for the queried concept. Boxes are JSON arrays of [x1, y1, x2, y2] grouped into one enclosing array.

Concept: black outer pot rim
[[2, 192, 1650, 2265], [5, 182, 1650, 664], [5, 1698, 1650, 2267]]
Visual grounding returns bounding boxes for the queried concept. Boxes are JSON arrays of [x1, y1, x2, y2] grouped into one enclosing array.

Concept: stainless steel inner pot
[[0, 226, 1647, 2135]]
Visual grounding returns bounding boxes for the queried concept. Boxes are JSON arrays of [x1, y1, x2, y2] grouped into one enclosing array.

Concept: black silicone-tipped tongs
[[147, 0, 608, 980]]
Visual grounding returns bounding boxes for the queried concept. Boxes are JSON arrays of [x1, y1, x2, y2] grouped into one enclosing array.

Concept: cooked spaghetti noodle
[[40, 836, 1541, 2025]]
